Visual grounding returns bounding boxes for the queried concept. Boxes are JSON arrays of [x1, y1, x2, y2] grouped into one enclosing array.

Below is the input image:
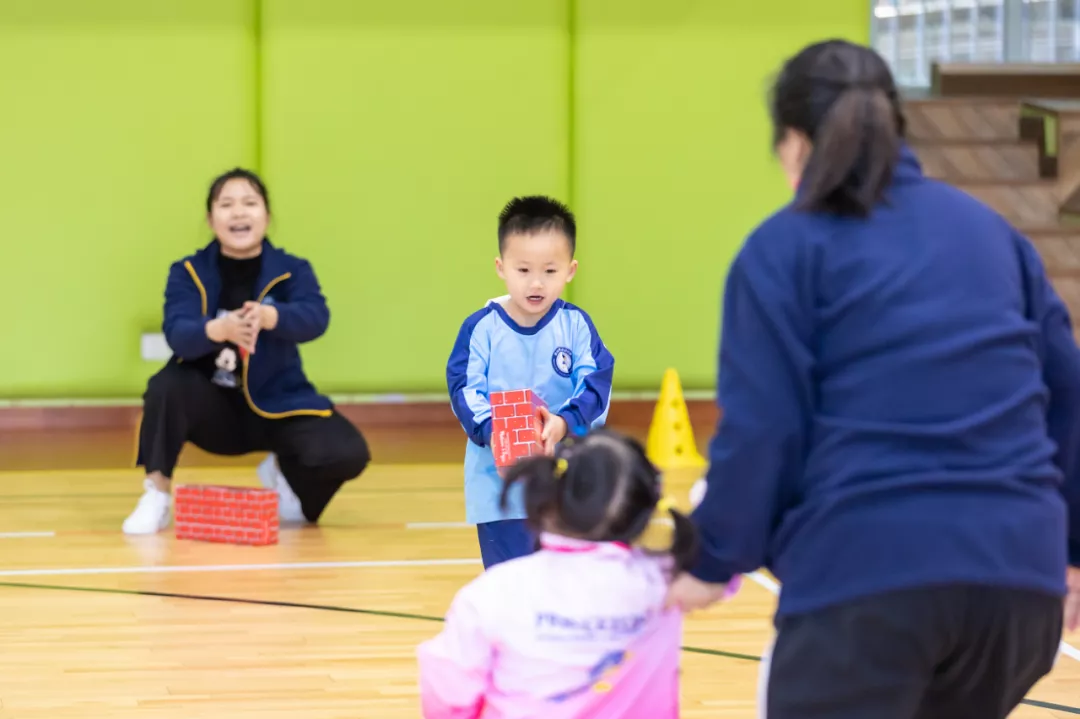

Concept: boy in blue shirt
[[447, 196, 615, 569]]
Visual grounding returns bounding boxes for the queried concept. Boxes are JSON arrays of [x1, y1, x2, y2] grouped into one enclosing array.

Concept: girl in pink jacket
[[417, 429, 738, 718]]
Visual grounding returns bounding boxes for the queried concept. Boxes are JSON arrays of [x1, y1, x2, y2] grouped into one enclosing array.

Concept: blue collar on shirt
[[490, 298, 566, 336], [889, 142, 925, 184]]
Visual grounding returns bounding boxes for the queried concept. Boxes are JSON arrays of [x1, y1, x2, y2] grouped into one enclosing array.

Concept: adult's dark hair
[[206, 168, 271, 214], [497, 195, 576, 255], [769, 39, 907, 217], [500, 429, 698, 572]]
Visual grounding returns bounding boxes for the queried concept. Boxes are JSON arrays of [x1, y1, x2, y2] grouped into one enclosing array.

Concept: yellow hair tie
[[554, 458, 569, 478], [656, 496, 677, 514]]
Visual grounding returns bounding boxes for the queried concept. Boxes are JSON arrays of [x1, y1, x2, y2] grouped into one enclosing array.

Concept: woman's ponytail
[[796, 87, 899, 217], [770, 40, 906, 218]]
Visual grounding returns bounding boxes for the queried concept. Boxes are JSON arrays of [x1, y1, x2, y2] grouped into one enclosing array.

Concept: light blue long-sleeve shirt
[[447, 296, 615, 524]]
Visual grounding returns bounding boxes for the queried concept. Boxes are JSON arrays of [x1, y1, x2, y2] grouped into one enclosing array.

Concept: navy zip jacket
[[162, 239, 333, 419], [691, 144, 1080, 617]]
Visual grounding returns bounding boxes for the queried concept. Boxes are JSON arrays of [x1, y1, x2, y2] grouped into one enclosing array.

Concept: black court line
[[1, 581, 1077, 714]]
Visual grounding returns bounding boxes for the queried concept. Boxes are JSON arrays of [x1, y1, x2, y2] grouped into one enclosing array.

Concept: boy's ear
[[566, 259, 578, 282], [495, 256, 506, 280]]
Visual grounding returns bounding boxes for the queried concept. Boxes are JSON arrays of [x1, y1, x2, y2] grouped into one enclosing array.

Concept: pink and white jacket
[[417, 533, 686, 719]]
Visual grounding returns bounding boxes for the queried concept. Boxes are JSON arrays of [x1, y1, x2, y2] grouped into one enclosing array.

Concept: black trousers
[[764, 584, 1063, 719], [136, 362, 370, 522]]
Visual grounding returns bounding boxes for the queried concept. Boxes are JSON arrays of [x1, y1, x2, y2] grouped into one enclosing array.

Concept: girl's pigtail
[[657, 497, 699, 574], [500, 454, 561, 528]]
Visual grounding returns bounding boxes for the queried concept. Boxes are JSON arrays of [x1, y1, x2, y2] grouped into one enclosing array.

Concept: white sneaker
[[256, 454, 307, 523], [122, 478, 172, 534]]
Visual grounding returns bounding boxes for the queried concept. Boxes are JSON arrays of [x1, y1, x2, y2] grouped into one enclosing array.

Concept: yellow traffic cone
[[646, 368, 708, 470]]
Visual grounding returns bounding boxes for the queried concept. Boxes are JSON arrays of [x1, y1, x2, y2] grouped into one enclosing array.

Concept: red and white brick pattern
[[490, 389, 547, 469], [174, 484, 279, 546]]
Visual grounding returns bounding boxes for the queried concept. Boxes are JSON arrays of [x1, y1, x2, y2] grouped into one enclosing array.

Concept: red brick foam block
[[490, 389, 547, 469], [174, 484, 279, 546]]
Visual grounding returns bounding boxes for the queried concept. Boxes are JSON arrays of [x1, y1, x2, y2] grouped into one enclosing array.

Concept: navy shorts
[[476, 519, 535, 569]]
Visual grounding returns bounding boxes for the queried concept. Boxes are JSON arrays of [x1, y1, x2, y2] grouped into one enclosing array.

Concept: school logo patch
[[552, 347, 573, 377]]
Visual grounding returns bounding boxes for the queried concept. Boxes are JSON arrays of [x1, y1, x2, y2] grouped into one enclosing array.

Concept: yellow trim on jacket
[[180, 266, 330, 420]]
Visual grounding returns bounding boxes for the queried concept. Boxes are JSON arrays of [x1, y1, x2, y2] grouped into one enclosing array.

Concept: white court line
[[744, 571, 1080, 664], [0, 557, 481, 578], [9, 527, 1074, 663], [1059, 640, 1080, 662], [747, 571, 780, 594]]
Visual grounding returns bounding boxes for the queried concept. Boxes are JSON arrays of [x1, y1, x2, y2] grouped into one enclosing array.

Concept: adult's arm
[[264, 260, 330, 343], [1017, 233, 1080, 567], [162, 261, 218, 360], [689, 217, 815, 585]]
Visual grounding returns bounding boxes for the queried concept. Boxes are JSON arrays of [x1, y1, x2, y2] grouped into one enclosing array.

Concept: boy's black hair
[[769, 39, 906, 218], [206, 168, 271, 214], [500, 429, 698, 573], [497, 195, 576, 255]]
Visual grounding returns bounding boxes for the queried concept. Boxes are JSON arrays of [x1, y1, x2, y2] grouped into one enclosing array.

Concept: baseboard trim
[[0, 398, 721, 433], [0, 388, 717, 408]]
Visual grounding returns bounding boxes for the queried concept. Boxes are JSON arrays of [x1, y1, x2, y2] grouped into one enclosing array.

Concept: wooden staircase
[[904, 65, 1080, 335]]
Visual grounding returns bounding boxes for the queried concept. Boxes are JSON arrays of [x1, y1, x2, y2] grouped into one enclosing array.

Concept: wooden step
[[1024, 226, 1080, 240], [1046, 276, 1080, 331], [1027, 231, 1080, 277], [951, 180, 1063, 227], [1065, 176, 1080, 225], [911, 140, 1040, 182], [932, 63, 1080, 98], [903, 99, 1020, 142]]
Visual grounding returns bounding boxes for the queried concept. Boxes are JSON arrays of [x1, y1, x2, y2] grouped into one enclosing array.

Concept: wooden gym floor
[[1, 424, 1079, 718]]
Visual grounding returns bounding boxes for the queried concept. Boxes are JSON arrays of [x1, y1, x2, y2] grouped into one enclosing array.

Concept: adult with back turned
[[665, 39, 1080, 718]]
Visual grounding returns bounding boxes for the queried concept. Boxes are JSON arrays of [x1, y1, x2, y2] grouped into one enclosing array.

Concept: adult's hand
[[242, 300, 279, 331], [1066, 566, 1080, 633], [664, 572, 735, 613], [206, 309, 259, 353]]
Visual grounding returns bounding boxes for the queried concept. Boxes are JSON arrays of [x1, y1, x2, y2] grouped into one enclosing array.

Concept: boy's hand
[[536, 407, 567, 455]]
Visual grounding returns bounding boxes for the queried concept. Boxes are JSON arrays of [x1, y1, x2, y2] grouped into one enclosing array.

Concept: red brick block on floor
[[490, 389, 547, 469], [174, 484, 279, 546]]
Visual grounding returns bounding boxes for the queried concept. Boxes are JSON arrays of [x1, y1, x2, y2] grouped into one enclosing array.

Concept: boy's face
[[495, 230, 577, 326]]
